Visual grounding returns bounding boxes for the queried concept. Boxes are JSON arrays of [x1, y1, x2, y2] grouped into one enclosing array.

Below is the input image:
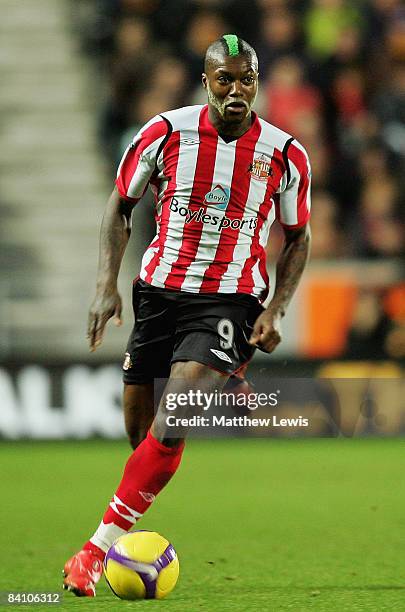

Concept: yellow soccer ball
[[104, 531, 179, 600]]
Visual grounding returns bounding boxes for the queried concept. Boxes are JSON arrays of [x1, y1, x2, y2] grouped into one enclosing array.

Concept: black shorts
[[122, 279, 264, 384]]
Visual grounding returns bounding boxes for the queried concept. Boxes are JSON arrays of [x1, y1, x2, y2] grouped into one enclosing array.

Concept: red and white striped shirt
[[116, 104, 311, 300]]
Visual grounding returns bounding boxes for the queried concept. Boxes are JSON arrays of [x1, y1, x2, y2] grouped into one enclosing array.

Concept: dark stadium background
[[0, 2, 404, 610]]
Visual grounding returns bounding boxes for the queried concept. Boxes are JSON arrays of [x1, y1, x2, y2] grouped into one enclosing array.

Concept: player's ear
[[202, 73, 208, 89]]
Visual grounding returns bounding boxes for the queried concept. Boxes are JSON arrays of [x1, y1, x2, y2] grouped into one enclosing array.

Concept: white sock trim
[[90, 521, 128, 553], [110, 494, 143, 523]]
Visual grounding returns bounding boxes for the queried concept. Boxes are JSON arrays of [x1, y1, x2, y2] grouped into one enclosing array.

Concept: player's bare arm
[[88, 186, 134, 351], [249, 223, 311, 353]]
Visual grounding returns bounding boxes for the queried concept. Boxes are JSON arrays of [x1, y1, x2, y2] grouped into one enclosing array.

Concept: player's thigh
[[151, 360, 229, 445], [123, 382, 154, 449], [169, 359, 229, 384]]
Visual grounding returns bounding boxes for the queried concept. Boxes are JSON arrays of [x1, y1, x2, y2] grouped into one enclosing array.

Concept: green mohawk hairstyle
[[204, 36, 258, 72], [223, 34, 240, 57]]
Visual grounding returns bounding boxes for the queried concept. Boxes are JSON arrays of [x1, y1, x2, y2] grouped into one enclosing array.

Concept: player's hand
[[87, 289, 122, 351], [248, 309, 282, 354]]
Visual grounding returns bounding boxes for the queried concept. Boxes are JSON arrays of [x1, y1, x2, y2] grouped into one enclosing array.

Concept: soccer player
[[63, 35, 311, 596]]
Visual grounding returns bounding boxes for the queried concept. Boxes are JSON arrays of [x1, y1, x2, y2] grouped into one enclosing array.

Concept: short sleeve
[[276, 140, 311, 229], [115, 116, 170, 203]]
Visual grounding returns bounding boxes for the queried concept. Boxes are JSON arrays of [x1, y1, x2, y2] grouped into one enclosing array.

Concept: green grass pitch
[[1, 438, 404, 611]]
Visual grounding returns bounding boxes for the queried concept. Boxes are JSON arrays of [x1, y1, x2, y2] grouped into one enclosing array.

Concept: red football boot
[[62, 549, 104, 597]]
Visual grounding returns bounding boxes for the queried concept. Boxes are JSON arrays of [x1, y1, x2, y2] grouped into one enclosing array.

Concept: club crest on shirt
[[248, 155, 273, 181], [204, 184, 230, 211]]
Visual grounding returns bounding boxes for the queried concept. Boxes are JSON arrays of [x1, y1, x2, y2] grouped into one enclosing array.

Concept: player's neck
[[208, 106, 253, 139]]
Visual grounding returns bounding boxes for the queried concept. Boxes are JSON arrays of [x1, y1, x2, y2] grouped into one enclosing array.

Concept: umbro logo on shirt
[[210, 349, 232, 363], [180, 138, 200, 145]]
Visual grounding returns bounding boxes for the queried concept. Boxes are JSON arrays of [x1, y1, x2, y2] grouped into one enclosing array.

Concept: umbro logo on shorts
[[210, 349, 232, 363]]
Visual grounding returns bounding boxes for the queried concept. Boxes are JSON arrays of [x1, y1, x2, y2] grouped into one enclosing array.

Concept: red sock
[[84, 431, 184, 554], [106, 430, 184, 526]]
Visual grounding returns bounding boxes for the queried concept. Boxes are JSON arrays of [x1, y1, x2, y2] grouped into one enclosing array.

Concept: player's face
[[203, 56, 258, 124]]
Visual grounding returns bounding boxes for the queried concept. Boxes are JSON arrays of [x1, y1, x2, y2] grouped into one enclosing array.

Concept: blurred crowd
[[73, 0, 404, 261]]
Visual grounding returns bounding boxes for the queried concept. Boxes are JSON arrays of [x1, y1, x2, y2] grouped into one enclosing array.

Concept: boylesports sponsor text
[[169, 198, 258, 232]]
